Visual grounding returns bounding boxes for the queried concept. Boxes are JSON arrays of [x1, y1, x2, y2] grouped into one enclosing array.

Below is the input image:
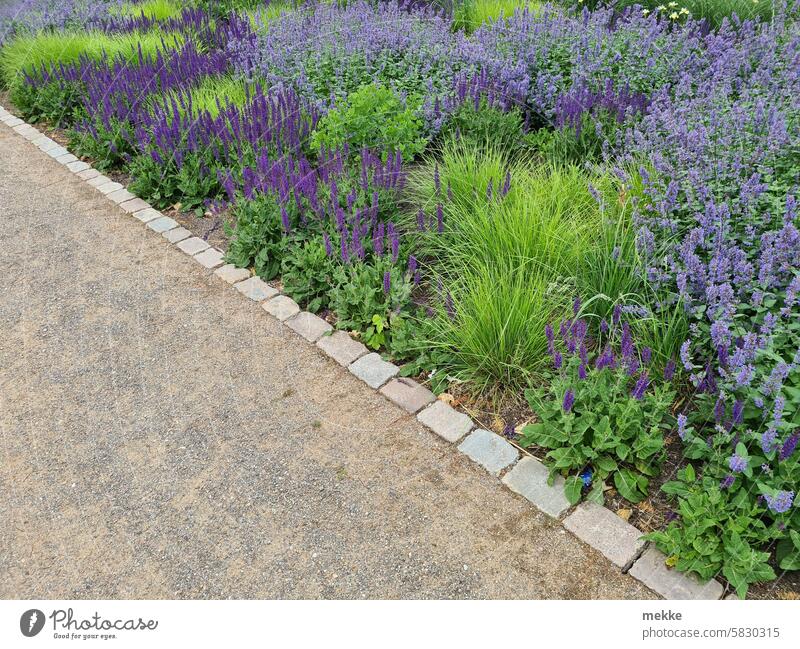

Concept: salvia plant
[[520, 302, 676, 506]]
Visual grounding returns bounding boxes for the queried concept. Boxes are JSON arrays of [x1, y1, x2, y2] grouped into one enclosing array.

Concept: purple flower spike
[[779, 433, 799, 462], [382, 270, 391, 295], [323, 232, 332, 257], [720, 475, 735, 490], [663, 359, 676, 382], [553, 351, 563, 370], [562, 389, 575, 413], [677, 413, 688, 440], [631, 373, 649, 400]]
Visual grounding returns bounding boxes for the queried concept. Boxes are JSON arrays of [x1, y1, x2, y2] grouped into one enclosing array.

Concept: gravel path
[[0, 123, 654, 599]]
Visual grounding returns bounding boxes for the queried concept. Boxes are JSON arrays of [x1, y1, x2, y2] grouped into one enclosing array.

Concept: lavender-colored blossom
[[728, 454, 748, 474], [562, 389, 575, 413], [764, 491, 794, 514]]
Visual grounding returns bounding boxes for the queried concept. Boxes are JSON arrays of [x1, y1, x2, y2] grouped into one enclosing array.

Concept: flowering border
[[0, 102, 730, 600]]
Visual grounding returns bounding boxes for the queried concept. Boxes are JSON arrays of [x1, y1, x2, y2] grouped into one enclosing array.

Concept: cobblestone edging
[[0, 105, 727, 601]]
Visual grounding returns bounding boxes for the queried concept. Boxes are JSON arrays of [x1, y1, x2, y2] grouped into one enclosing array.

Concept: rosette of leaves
[[519, 309, 675, 505]]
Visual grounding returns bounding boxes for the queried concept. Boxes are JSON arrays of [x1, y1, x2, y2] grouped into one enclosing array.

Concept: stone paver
[[146, 216, 179, 233], [193, 248, 225, 269], [262, 295, 300, 321], [106, 188, 135, 203], [316, 330, 368, 367], [417, 401, 473, 443], [87, 175, 112, 188], [457, 429, 519, 476], [77, 168, 101, 180], [176, 237, 210, 256], [55, 153, 79, 164], [286, 311, 333, 342], [133, 208, 162, 224], [379, 378, 435, 414], [214, 264, 251, 284], [629, 548, 723, 600], [119, 198, 150, 214], [502, 456, 571, 518], [66, 161, 91, 173], [35, 138, 59, 152], [3, 116, 23, 127], [45, 146, 68, 159], [163, 227, 192, 244], [563, 502, 646, 569], [348, 352, 399, 389], [234, 276, 277, 302], [97, 181, 123, 195]]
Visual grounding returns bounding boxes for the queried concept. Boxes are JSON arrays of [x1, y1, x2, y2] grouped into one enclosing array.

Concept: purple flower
[[664, 359, 676, 381], [677, 414, 688, 440], [761, 428, 778, 454], [720, 475, 735, 490], [553, 351, 563, 370], [631, 373, 649, 400], [578, 363, 587, 380], [728, 453, 748, 473], [779, 433, 799, 462], [382, 270, 391, 295], [731, 399, 744, 425], [562, 389, 575, 413], [764, 491, 794, 514]]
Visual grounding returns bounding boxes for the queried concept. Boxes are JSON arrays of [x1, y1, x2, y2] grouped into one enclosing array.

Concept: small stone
[[162, 227, 192, 244], [66, 160, 91, 173], [416, 401, 473, 443], [316, 330, 368, 367], [55, 153, 79, 165], [35, 137, 59, 152], [87, 175, 112, 188], [348, 353, 399, 389], [563, 502, 646, 569], [629, 548, 724, 600], [147, 216, 179, 232], [502, 456, 571, 518], [3, 116, 23, 127], [119, 196, 150, 214], [176, 237, 210, 256], [262, 295, 300, 321], [45, 146, 68, 158], [286, 311, 333, 342], [379, 378, 435, 414], [97, 182, 124, 195], [132, 208, 162, 223], [214, 264, 251, 284], [457, 429, 519, 476], [193, 248, 225, 269], [77, 168, 101, 180], [234, 276, 278, 302]]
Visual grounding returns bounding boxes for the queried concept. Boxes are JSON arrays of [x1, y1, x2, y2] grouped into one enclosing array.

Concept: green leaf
[[614, 468, 647, 503], [777, 531, 800, 571], [564, 475, 583, 505], [586, 481, 605, 505], [595, 456, 618, 473]]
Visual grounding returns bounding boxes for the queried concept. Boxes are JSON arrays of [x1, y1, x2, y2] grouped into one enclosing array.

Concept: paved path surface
[[0, 123, 654, 599]]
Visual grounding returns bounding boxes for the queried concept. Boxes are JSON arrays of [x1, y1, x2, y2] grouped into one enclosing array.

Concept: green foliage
[[610, 0, 775, 28], [520, 334, 674, 505], [439, 98, 527, 157], [646, 469, 778, 599], [452, 0, 538, 34], [329, 260, 414, 357], [280, 237, 336, 313], [119, 0, 184, 20], [10, 77, 84, 125], [224, 194, 287, 280], [159, 75, 253, 120], [405, 138, 628, 390], [0, 30, 183, 89], [310, 83, 426, 160]]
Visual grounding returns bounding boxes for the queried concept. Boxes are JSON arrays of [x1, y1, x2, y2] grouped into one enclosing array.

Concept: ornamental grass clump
[[519, 303, 676, 506]]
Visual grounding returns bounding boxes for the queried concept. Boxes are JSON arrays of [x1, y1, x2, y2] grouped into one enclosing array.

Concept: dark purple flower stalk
[[562, 389, 575, 413]]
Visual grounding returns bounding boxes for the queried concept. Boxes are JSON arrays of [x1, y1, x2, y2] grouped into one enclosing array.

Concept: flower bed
[[1, 0, 798, 598]]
